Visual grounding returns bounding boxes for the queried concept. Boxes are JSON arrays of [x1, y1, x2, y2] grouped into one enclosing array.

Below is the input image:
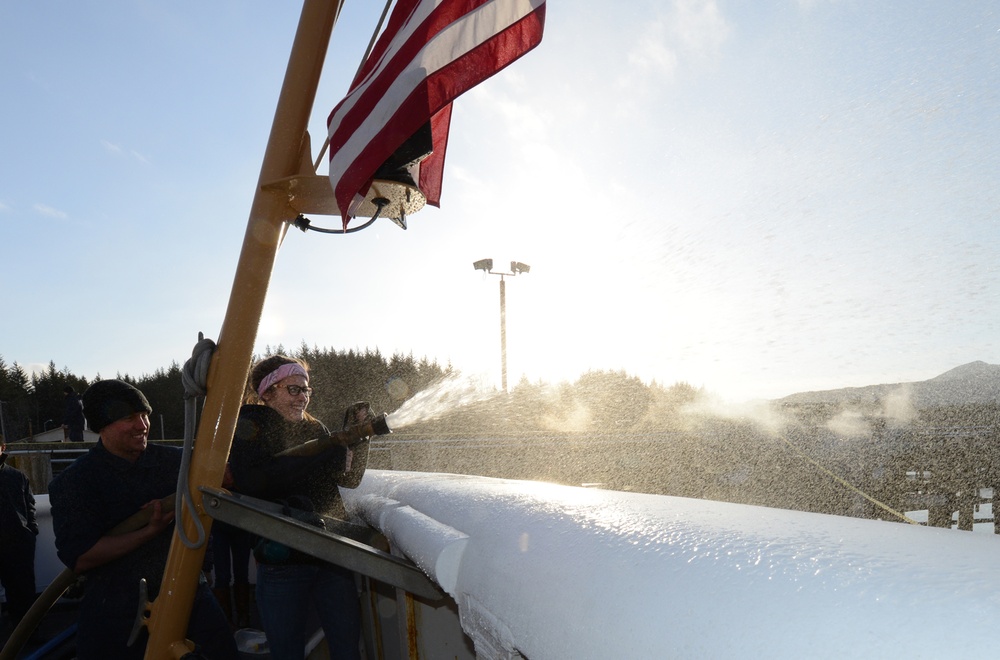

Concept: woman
[[228, 355, 369, 660]]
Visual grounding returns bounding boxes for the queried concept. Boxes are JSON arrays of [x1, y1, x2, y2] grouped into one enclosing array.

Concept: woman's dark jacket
[[228, 404, 369, 519]]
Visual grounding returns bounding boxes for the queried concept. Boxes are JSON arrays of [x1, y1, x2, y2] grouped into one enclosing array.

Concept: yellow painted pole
[[145, 1, 344, 657]]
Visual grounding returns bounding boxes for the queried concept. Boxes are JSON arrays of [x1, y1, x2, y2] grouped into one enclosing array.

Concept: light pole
[[473, 259, 531, 392]]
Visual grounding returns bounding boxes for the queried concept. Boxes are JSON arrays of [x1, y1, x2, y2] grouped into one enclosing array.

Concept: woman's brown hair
[[245, 355, 315, 420]]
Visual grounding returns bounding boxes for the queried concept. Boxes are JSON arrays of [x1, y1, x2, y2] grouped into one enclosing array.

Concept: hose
[[275, 413, 390, 458], [0, 495, 176, 660]]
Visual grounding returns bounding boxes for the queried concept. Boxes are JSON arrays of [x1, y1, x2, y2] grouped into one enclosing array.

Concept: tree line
[[8, 346, 993, 528], [0, 344, 450, 442], [0, 347, 706, 444]]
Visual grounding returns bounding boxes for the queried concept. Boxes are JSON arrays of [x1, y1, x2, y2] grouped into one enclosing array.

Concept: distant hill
[[776, 361, 1000, 406]]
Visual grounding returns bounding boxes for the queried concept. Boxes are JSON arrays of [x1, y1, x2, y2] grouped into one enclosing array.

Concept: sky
[[1, 1, 998, 403]]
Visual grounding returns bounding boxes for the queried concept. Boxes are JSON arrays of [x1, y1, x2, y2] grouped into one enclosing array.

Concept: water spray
[[385, 372, 499, 429], [274, 373, 503, 460]]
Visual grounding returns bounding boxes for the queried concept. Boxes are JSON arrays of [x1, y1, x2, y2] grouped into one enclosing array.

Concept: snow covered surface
[[342, 470, 1000, 659]]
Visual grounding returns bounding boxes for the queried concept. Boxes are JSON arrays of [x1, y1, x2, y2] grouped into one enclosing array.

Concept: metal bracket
[[199, 487, 443, 601], [127, 578, 151, 648]]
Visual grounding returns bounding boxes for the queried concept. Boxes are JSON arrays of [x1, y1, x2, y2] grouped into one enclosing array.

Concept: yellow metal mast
[[145, 1, 344, 656]]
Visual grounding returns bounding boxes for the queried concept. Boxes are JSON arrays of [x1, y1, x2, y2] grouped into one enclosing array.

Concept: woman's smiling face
[[261, 373, 311, 422]]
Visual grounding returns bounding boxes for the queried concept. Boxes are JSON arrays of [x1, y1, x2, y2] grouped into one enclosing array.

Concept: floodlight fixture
[[472, 257, 532, 393]]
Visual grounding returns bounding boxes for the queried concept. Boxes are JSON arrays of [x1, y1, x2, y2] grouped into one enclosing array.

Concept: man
[[61, 385, 86, 442], [49, 379, 237, 659], [0, 436, 38, 632]]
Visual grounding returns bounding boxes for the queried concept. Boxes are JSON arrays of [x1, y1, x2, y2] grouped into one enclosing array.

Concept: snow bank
[[342, 470, 1000, 659]]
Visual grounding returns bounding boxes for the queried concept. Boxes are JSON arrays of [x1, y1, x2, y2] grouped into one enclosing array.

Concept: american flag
[[327, 0, 546, 229]]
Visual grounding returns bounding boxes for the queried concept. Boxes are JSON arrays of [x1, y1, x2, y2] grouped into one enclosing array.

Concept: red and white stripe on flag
[[327, 0, 546, 228]]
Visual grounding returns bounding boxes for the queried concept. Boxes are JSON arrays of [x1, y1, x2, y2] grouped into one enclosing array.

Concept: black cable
[[292, 197, 391, 234]]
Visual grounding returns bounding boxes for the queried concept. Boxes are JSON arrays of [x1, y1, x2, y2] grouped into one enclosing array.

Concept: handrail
[[200, 487, 443, 601]]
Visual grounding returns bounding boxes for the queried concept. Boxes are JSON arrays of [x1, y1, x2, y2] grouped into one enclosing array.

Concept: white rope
[[175, 333, 218, 549]]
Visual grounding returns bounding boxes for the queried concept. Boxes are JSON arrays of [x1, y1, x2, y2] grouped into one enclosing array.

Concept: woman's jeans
[[212, 522, 252, 587], [256, 562, 361, 660]]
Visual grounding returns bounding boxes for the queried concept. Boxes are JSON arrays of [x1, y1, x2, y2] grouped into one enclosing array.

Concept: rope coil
[[175, 333, 218, 549]]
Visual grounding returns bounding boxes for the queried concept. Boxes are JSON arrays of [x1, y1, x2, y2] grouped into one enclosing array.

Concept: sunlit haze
[[1, 2, 997, 402]]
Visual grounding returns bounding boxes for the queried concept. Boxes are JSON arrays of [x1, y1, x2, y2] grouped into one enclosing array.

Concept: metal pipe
[[144, 1, 343, 656], [500, 277, 507, 393], [0, 400, 7, 444]]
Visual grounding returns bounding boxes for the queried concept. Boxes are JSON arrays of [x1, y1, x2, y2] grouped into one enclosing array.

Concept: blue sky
[[1, 1, 998, 402]]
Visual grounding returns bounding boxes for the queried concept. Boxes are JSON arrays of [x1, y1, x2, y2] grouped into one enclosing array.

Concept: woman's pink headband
[[257, 362, 308, 397]]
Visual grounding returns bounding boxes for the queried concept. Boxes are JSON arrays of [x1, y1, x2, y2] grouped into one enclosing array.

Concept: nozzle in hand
[[343, 401, 375, 430], [276, 409, 391, 458], [342, 402, 391, 444], [370, 412, 391, 437]]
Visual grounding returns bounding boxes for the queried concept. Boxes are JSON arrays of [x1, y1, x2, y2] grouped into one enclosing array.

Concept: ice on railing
[[342, 470, 1000, 660]]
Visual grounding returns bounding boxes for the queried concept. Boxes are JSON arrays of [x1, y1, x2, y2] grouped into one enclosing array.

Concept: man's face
[[101, 411, 150, 462]]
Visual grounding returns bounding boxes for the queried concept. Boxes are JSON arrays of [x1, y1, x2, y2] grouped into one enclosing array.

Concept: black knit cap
[[82, 379, 152, 432]]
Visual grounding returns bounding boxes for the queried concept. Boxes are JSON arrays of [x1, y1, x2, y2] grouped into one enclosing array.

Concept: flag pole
[[144, 0, 343, 657]]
